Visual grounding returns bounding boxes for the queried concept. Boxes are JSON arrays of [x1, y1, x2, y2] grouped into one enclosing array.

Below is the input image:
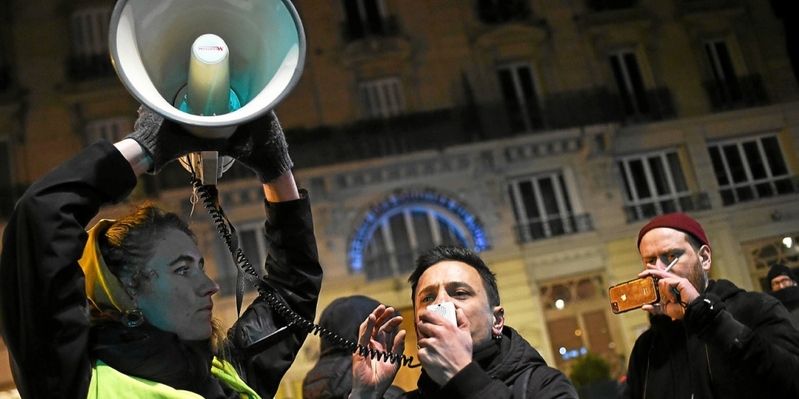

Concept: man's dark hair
[[408, 245, 500, 307]]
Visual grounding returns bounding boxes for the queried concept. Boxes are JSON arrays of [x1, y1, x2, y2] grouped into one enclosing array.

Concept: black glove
[[223, 110, 293, 183], [125, 106, 225, 173]]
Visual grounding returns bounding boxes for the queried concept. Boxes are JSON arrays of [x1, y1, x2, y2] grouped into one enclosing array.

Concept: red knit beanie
[[637, 213, 710, 249]]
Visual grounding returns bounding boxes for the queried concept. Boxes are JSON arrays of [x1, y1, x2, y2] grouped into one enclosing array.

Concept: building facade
[[1, 0, 798, 397]]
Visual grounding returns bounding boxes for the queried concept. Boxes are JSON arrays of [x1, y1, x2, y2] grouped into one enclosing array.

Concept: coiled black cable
[[191, 177, 420, 368]]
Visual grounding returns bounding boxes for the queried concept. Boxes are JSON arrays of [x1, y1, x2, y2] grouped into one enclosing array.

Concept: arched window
[[349, 190, 489, 281]]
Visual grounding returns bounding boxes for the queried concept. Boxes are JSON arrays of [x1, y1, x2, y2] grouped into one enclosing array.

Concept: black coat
[[626, 279, 799, 398], [303, 349, 404, 399], [399, 326, 577, 399], [770, 285, 799, 329], [303, 295, 405, 399], [0, 140, 323, 398]]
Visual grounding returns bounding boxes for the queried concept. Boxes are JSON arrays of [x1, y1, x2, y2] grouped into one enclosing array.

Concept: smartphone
[[608, 275, 659, 314], [427, 302, 457, 325]]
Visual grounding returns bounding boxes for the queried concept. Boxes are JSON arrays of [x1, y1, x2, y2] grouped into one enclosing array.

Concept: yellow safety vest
[[87, 358, 261, 399]]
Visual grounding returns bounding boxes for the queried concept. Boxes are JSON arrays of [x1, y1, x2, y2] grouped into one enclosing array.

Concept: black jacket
[[399, 326, 577, 399], [302, 349, 404, 399], [303, 295, 404, 399], [770, 285, 799, 329], [0, 140, 323, 398], [626, 279, 799, 398]]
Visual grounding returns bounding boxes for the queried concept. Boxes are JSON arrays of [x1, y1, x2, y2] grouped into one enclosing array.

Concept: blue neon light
[[349, 190, 489, 272]]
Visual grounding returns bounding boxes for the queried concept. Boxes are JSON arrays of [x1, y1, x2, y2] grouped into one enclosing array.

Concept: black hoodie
[[770, 285, 799, 329], [626, 279, 799, 399], [398, 326, 577, 399]]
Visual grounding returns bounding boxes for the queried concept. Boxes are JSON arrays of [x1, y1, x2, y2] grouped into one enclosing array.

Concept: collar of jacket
[[90, 321, 217, 395]]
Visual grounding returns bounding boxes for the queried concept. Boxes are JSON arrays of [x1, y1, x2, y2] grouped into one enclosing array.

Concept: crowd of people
[[3, 100, 799, 399], [2, 78, 799, 399]]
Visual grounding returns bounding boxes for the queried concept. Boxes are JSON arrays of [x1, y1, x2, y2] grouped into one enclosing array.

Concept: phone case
[[608, 276, 659, 314], [427, 302, 457, 325]]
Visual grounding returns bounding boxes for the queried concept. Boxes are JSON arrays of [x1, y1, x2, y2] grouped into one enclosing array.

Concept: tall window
[[497, 63, 544, 133], [508, 171, 591, 243], [705, 39, 738, 90], [349, 190, 489, 281], [539, 273, 622, 375], [69, 6, 114, 81], [217, 222, 267, 296], [341, 0, 392, 40], [359, 77, 406, 119], [0, 35, 10, 91], [708, 134, 795, 206], [476, 0, 529, 24], [0, 135, 14, 218], [608, 50, 649, 118], [704, 39, 742, 105], [617, 150, 700, 222], [85, 118, 131, 145]]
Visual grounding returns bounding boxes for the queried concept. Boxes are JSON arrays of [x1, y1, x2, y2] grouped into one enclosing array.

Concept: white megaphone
[[108, 0, 306, 185]]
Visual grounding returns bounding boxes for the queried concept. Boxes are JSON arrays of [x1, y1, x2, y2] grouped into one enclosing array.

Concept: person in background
[[0, 108, 322, 398], [769, 263, 798, 292], [350, 245, 578, 399], [767, 263, 799, 328], [625, 212, 799, 398], [302, 295, 404, 399]]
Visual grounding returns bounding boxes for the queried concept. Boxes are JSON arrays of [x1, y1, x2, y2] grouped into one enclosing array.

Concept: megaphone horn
[[108, 0, 306, 184]]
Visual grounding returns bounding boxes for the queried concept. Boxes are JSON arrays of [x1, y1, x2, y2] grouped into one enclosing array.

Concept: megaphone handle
[[184, 152, 219, 185]]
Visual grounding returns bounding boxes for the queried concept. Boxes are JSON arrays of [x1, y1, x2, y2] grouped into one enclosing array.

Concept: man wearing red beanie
[[624, 213, 799, 399]]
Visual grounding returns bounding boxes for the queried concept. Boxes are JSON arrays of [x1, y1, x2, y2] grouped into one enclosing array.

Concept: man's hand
[[638, 269, 701, 320], [351, 305, 405, 399], [415, 307, 473, 386]]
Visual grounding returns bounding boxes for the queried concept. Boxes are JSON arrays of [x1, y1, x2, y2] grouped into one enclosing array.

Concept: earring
[[122, 309, 145, 328], [493, 333, 503, 341]]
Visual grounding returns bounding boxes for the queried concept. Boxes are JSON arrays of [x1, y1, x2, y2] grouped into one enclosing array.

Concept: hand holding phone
[[608, 275, 659, 314], [427, 302, 457, 325]]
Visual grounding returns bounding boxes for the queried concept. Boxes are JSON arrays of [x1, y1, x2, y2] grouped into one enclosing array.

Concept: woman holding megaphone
[[0, 107, 322, 399]]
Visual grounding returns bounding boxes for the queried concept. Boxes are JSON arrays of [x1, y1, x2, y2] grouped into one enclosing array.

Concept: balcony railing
[[477, 0, 531, 24], [679, 0, 742, 14], [544, 87, 677, 128], [514, 213, 594, 244], [586, 0, 636, 12], [623, 192, 711, 223], [702, 74, 769, 112], [340, 15, 401, 42], [719, 176, 798, 206], [147, 88, 677, 192]]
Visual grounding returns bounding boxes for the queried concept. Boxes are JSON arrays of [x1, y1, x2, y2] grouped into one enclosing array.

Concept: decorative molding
[[504, 136, 583, 163], [219, 186, 264, 208], [526, 245, 607, 280], [334, 153, 471, 190]]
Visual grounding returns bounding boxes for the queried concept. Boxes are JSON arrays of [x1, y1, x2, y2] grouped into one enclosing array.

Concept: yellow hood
[[78, 219, 136, 315]]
